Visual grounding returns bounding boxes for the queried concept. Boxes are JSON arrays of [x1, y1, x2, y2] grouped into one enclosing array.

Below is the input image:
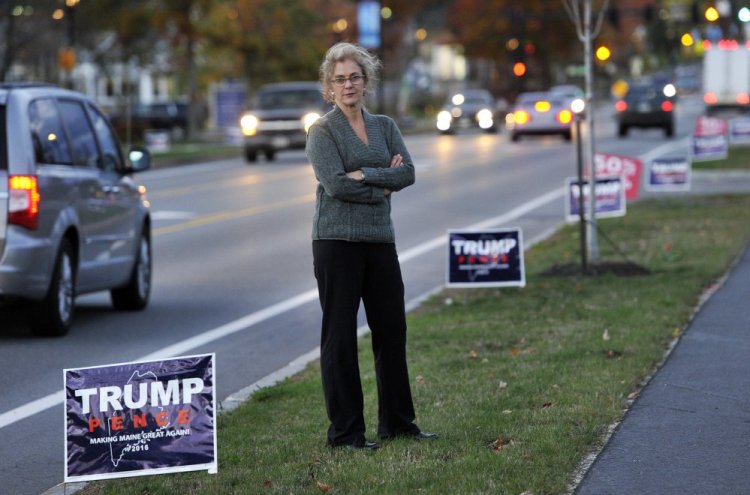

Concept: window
[[29, 99, 73, 165], [58, 100, 99, 168], [88, 103, 123, 172]]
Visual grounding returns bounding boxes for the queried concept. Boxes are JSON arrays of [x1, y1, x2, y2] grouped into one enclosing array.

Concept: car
[[506, 91, 574, 142], [549, 84, 584, 104], [0, 83, 152, 336], [436, 89, 503, 134], [239, 81, 329, 163], [109, 101, 202, 141], [615, 81, 675, 137]]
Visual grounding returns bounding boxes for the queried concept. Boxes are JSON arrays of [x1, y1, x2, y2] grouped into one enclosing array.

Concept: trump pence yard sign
[[447, 229, 525, 288], [64, 354, 217, 483]]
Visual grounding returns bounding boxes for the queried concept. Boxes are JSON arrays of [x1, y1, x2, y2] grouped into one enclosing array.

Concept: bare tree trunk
[[0, 0, 16, 81]]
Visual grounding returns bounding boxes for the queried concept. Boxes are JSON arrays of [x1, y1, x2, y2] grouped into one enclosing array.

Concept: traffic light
[[513, 62, 527, 77], [607, 7, 620, 30]]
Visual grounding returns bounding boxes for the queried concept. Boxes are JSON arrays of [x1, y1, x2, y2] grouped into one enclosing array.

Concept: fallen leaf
[[602, 329, 610, 341], [603, 349, 622, 359], [672, 327, 682, 338], [541, 402, 553, 410], [498, 380, 508, 389], [263, 479, 272, 487], [415, 375, 426, 385], [502, 409, 512, 414], [627, 391, 639, 401], [317, 481, 332, 493], [490, 436, 513, 451], [510, 347, 522, 357], [468, 350, 478, 359]]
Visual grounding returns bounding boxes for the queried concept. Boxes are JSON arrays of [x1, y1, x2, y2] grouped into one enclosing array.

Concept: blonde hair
[[319, 42, 381, 104]]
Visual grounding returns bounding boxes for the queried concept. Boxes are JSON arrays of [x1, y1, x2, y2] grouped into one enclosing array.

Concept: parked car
[[436, 89, 503, 134], [615, 81, 675, 137], [0, 83, 152, 336], [506, 91, 574, 142], [239, 81, 329, 163], [109, 101, 200, 141]]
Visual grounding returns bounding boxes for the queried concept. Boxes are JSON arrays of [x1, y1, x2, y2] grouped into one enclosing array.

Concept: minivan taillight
[[8, 175, 40, 230]]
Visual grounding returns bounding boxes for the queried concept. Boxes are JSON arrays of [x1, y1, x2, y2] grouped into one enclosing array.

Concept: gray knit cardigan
[[306, 106, 415, 243]]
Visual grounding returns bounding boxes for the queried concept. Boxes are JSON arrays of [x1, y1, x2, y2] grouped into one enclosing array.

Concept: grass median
[[82, 193, 750, 495]]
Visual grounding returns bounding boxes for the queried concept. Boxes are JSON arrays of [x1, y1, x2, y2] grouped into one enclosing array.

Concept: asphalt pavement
[[575, 171, 750, 495]]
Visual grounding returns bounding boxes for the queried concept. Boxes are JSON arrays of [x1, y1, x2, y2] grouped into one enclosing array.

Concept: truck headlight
[[303, 112, 321, 133], [436, 110, 453, 131], [240, 114, 259, 136]]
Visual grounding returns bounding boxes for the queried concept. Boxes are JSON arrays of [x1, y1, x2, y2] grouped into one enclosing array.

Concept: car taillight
[[704, 92, 718, 104], [737, 93, 750, 104], [661, 100, 674, 112], [8, 175, 40, 230], [556, 109, 573, 124], [615, 100, 628, 112], [514, 110, 531, 125]]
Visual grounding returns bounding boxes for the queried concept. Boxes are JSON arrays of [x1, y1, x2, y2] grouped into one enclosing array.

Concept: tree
[[446, 0, 579, 97]]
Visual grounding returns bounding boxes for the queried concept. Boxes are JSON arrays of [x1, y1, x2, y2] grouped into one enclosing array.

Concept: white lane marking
[[0, 188, 563, 430], [151, 211, 197, 221]]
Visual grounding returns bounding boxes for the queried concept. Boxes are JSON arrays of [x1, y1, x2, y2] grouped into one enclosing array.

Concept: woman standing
[[306, 42, 436, 450]]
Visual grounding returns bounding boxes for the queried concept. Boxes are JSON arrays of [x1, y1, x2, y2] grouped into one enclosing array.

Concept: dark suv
[[615, 81, 675, 137], [0, 83, 152, 336], [239, 82, 329, 163]]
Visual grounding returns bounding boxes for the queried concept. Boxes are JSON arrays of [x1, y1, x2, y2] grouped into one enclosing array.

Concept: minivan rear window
[[0, 105, 6, 170]]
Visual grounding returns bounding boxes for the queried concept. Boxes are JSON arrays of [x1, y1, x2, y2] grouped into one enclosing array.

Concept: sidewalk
[[575, 239, 750, 494]]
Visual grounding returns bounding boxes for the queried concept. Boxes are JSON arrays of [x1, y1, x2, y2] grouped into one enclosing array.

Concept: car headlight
[[476, 108, 494, 129], [240, 114, 259, 136], [303, 112, 321, 133], [436, 110, 453, 131]]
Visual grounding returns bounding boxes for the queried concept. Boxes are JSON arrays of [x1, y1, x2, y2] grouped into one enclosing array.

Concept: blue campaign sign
[[358, 1, 381, 49], [446, 229, 525, 288], [692, 134, 728, 161], [214, 83, 246, 128], [729, 117, 750, 145], [646, 157, 691, 191], [64, 354, 217, 483], [565, 176, 626, 222]]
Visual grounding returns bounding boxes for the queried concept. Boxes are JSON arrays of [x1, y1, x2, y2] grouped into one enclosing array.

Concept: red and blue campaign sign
[[593, 152, 642, 200], [693, 115, 728, 161], [646, 157, 691, 191], [729, 117, 750, 145], [565, 176, 626, 222], [64, 354, 217, 483], [447, 229, 525, 288]]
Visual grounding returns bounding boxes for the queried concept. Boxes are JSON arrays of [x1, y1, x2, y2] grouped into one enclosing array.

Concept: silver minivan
[[0, 83, 152, 336]]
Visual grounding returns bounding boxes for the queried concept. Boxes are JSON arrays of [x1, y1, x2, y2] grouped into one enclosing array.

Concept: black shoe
[[379, 430, 438, 441], [413, 431, 438, 440], [328, 439, 380, 450], [345, 440, 379, 451]]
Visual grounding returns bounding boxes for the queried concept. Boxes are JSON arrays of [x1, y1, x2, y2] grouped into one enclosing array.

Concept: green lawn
[[694, 144, 750, 170], [80, 194, 750, 495]]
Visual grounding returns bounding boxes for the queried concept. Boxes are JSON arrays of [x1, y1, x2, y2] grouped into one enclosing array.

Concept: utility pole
[[563, 0, 608, 265]]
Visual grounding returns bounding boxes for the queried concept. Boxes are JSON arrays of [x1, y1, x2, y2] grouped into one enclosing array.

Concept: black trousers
[[313, 240, 418, 445]]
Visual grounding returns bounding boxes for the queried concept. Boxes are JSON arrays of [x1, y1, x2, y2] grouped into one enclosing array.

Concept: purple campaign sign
[[446, 229, 525, 288], [565, 176, 626, 222], [646, 157, 691, 191], [64, 354, 217, 482]]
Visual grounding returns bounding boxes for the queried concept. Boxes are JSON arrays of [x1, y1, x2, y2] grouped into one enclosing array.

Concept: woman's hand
[[390, 154, 403, 168]]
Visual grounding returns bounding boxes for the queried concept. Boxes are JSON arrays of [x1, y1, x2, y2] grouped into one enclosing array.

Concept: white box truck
[[703, 39, 750, 114]]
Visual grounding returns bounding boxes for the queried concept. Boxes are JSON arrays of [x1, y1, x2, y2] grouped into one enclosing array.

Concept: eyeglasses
[[332, 74, 365, 87]]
